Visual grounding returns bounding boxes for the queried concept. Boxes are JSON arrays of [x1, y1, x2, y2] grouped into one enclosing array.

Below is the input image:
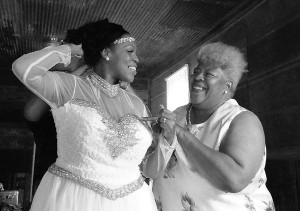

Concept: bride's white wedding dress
[[12, 45, 157, 211]]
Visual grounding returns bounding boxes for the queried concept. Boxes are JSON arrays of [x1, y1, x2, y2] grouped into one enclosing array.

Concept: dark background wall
[[150, 0, 300, 210]]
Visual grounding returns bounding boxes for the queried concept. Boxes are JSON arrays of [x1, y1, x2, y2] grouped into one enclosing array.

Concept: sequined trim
[[88, 71, 120, 97], [69, 99, 153, 158], [48, 164, 144, 200], [104, 114, 139, 158], [113, 37, 135, 45], [69, 99, 152, 134], [70, 99, 114, 124]]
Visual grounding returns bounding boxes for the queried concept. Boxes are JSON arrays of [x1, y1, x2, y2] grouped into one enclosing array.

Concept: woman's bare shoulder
[[231, 110, 262, 128]]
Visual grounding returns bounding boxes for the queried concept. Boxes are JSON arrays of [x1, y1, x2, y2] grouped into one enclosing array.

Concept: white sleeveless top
[[152, 99, 275, 211]]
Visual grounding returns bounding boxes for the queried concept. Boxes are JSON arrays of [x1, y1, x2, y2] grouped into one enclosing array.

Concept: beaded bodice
[[52, 98, 153, 188], [11, 45, 153, 190]]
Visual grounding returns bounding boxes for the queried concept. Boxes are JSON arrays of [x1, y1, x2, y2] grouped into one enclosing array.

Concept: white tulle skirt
[[30, 172, 158, 211]]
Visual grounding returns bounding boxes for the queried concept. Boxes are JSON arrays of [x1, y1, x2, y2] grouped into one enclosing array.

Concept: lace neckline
[[88, 71, 120, 97]]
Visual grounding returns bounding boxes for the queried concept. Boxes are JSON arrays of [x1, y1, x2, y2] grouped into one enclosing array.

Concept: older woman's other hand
[[159, 105, 178, 145]]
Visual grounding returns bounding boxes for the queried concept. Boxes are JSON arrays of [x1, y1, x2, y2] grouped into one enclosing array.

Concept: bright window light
[[165, 64, 190, 111]]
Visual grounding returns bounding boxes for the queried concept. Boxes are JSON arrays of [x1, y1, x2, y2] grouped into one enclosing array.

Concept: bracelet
[[57, 44, 71, 67], [60, 42, 82, 58]]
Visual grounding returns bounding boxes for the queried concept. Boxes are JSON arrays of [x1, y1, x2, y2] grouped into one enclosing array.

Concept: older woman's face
[[190, 62, 228, 108]]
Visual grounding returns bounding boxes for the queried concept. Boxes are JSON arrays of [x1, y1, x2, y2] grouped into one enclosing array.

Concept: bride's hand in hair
[[68, 43, 84, 58]]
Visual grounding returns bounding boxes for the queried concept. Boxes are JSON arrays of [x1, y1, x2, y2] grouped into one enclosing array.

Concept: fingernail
[[160, 104, 165, 109]]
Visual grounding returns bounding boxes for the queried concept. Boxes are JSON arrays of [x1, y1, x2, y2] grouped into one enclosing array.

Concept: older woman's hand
[[159, 105, 178, 145]]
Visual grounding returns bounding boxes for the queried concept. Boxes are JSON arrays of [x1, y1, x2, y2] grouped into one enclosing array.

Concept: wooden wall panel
[[247, 17, 300, 77]]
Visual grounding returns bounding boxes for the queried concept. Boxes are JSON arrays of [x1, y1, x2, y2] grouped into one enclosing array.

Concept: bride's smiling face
[[108, 35, 139, 83]]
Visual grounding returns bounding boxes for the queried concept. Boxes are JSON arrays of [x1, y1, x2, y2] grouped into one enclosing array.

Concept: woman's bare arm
[[177, 111, 265, 193]]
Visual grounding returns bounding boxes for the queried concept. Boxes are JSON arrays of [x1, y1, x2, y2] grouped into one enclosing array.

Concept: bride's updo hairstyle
[[63, 18, 129, 66]]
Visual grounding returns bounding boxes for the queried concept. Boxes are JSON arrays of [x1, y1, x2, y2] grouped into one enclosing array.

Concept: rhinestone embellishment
[[88, 71, 120, 97], [103, 114, 139, 158], [48, 164, 144, 200], [70, 99, 151, 159], [113, 36, 135, 45]]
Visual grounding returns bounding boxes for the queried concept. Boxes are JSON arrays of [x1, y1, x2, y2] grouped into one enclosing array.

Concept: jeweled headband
[[113, 37, 135, 45]]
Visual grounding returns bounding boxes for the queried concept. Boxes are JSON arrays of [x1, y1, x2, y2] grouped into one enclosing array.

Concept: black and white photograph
[[0, 0, 299, 210]]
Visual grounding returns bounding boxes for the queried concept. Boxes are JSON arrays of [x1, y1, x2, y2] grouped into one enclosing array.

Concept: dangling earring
[[105, 57, 110, 61], [223, 90, 228, 95]]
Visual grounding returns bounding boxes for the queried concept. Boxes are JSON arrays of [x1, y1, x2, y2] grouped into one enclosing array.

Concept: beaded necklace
[[88, 71, 120, 97], [186, 104, 193, 131]]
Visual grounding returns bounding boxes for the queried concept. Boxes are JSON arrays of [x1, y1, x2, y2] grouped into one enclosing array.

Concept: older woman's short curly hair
[[197, 42, 248, 92]]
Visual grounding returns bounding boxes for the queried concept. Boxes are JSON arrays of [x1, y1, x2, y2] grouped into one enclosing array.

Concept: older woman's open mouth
[[192, 85, 206, 92]]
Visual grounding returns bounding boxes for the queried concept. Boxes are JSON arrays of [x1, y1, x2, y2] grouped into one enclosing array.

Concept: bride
[[12, 19, 157, 211]]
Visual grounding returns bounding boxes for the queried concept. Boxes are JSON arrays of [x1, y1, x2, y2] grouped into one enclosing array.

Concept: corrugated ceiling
[[0, 0, 263, 81]]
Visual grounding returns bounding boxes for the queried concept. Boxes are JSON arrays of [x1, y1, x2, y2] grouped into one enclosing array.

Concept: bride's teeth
[[129, 67, 136, 71]]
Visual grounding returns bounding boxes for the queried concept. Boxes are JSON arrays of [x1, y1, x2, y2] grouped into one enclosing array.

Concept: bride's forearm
[[141, 135, 176, 179], [12, 45, 70, 84]]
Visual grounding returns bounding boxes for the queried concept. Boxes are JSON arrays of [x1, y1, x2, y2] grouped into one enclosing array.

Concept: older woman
[[143, 42, 275, 211]]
